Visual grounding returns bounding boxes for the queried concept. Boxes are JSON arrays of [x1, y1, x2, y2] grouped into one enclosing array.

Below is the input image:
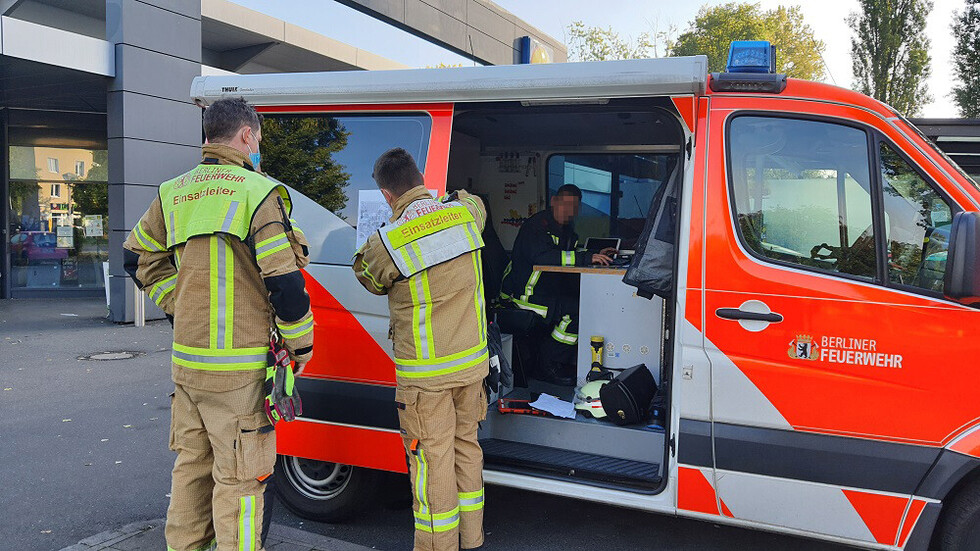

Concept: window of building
[[8, 146, 109, 293], [260, 113, 432, 265], [879, 143, 954, 292], [546, 154, 675, 248], [728, 116, 877, 279], [75, 161, 85, 177]]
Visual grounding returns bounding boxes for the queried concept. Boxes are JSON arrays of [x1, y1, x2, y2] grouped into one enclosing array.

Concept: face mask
[[245, 132, 261, 170]]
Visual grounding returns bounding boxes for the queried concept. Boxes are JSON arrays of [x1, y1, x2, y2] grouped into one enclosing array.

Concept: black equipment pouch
[[599, 364, 658, 426]]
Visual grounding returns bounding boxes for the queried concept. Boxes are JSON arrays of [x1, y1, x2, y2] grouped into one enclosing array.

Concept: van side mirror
[[944, 211, 980, 306]]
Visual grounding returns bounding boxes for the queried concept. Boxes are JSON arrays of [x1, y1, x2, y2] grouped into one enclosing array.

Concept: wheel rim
[[282, 456, 353, 500]]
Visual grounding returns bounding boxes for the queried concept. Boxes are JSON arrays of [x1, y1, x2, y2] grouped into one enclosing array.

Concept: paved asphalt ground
[[1, 298, 846, 551]]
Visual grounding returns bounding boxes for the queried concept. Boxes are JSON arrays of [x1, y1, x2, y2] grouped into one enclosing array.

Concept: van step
[[480, 438, 662, 492]]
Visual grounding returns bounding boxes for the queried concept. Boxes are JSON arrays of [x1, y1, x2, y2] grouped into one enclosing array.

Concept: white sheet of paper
[[355, 188, 441, 250], [529, 393, 577, 419], [355, 189, 392, 250]]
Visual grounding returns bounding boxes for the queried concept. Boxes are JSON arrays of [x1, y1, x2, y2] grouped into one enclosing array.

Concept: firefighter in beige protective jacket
[[124, 98, 313, 551], [353, 148, 488, 551]]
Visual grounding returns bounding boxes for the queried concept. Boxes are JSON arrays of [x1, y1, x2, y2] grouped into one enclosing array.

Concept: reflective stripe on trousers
[[238, 495, 256, 551], [500, 292, 548, 318], [458, 488, 485, 511], [551, 314, 578, 345], [414, 506, 460, 533], [412, 446, 460, 534]]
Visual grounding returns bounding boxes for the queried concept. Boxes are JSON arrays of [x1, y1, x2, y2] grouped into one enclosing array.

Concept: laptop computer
[[584, 237, 621, 253]]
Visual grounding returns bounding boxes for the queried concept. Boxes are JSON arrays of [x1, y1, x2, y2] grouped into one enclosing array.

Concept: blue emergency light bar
[[709, 40, 787, 94], [726, 40, 777, 74]]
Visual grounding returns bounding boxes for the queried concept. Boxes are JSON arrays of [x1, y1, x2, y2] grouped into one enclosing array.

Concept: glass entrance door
[[7, 146, 108, 295]]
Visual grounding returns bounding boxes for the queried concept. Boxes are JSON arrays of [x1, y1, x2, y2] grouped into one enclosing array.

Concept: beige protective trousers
[[166, 379, 277, 551], [396, 380, 487, 551]]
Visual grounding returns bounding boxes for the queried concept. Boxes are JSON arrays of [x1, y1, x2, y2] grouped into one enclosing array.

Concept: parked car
[[10, 231, 68, 263]]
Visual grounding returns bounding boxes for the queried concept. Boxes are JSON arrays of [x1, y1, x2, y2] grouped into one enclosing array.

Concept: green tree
[[951, 0, 980, 117], [72, 149, 108, 217], [670, 3, 826, 80], [260, 116, 352, 214], [565, 21, 660, 61], [848, 0, 932, 116], [7, 146, 38, 215]]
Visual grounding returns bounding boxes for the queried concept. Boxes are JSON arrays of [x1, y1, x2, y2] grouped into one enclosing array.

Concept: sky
[[231, 0, 964, 118]]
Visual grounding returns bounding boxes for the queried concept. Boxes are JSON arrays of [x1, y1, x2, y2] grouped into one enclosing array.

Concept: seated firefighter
[[500, 184, 615, 385]]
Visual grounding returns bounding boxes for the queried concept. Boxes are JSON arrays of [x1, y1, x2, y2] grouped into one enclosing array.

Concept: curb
[[59, 518, 377, 551], [267, 524, 378, 551], [59, 519, 164, 551]]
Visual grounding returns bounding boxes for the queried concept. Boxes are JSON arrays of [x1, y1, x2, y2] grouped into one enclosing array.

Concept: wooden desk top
[[533, 264, 627, 275]]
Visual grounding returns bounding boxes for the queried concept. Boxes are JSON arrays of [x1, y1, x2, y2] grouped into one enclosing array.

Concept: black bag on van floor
[[599, 364, 658, 426]]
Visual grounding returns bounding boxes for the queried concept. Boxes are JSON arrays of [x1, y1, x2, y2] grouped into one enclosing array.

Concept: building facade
[[0, 0, 564, 322]]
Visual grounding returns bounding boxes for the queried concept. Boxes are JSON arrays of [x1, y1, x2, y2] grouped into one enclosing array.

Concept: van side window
[[879, 143, 953, 292], [260, 113, 432, 265], [728, 117, 876, 279]]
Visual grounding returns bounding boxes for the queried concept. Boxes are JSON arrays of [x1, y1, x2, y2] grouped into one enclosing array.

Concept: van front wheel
[[274, 454, 381, 523], [939, 477, 980, 550]]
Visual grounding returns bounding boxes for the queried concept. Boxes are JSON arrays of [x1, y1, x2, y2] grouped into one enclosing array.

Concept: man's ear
[[380, 188, 394, 206]]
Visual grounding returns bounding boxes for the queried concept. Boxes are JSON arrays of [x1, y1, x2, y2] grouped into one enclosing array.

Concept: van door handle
[[715, 308, 783, 323]]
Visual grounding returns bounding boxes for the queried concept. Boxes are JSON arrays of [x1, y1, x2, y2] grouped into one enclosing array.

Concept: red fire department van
[[191, 42, 980, 550]]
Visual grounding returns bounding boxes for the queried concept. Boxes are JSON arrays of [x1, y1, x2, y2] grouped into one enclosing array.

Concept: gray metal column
[[106, 0, 202, 322], [1, 109, 9, 300]]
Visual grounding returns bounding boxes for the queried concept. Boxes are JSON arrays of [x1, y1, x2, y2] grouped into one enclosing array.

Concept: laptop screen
[[584, 237, 620, 252]]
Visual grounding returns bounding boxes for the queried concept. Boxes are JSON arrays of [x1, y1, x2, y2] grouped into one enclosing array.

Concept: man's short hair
[[555, 184, 582, 200], [203, 97, 262, 143], [373, 148, 424, 196]]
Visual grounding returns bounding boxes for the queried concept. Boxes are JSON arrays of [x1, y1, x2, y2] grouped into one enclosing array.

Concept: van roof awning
[[190, 56, 709, 107]]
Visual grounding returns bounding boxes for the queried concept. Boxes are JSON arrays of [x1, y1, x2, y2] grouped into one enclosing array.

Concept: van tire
[[939, 477, 980, 551], [274, 454, 381, 523]]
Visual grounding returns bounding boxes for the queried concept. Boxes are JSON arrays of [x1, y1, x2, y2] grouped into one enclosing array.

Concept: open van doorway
[[446, 99, 685, 493]]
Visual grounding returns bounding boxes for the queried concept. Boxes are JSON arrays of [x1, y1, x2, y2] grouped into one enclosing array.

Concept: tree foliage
[[951, 0, 980, 117], [848, 0, 932, 116], [670, 3, 826, 81], [260, 116, 352, 214], [73, 149, 108, 217], [7, 146, 38, 212], [566, 21, 660, 61]]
